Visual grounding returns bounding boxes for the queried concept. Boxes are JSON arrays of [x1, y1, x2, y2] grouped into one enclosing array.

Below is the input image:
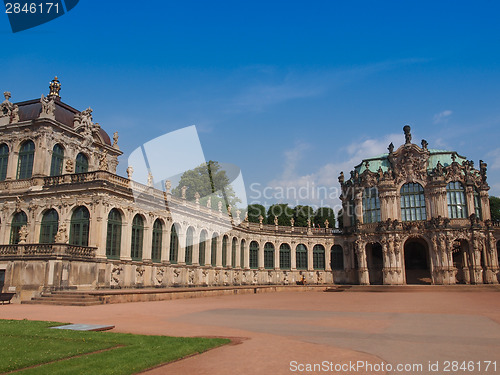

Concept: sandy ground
[[1, 290, 499, 375]]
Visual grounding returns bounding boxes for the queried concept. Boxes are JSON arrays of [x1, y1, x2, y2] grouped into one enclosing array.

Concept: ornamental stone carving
[[39, 94, 56, 120]]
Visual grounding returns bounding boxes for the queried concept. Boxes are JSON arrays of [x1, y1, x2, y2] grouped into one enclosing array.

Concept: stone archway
[[366, 242, 383, 285], [404, 238, 431, 284]]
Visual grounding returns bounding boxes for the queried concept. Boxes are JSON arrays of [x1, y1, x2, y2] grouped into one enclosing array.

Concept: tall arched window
[[231, 238, 237, 267], [199, 231, 207, 266], [185, 227, 194, 265], [313, 244, 325, 270], [400, 182, 426, 221], [10, 211, 27, 244], [69, 206, 90, 246], [40, 209, 59, 244], [474, 189, 482, 219], [264, 242, 274, 269], [249, 241, 259, 269], [50, 144, 64, 176], [222, 235, 228, 267], [279, 243, 291, 270], [0, 143, 9, 181], [17, 140, 35, 179], [363, 187, 381, 223], [447, 182, 467, 219], [330, 245, 344, 270], [211, 234, 218, 266], [240, 239, 246, 268], [151, 219, 163, 263], [296, 244, 308, 270], [75, 153, 88, 173], [169, 224, 178, 264], [131, 215, 144, 260], [106, 209, 122, 259]]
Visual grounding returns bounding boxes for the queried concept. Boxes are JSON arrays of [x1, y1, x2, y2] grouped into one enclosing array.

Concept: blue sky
[[2, 1, 500, 211]]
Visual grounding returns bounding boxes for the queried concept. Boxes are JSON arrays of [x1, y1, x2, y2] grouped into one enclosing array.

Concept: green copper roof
[[354, 148, 468, 174]]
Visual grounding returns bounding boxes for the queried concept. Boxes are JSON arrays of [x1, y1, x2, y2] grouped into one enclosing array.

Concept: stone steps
[[22, 291, 104, 306]]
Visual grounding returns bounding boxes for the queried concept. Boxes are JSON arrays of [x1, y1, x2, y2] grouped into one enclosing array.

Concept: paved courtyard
[[1, 290, 499, 374]]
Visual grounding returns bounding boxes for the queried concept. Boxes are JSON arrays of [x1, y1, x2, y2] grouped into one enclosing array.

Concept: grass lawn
[[0, 319, 229, 374]]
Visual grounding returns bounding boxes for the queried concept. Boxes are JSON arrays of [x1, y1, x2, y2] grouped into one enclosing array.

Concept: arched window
[[17, 140, 35, 179], [296, 244, 308, 270], [0, 143, 9, 181], [363, 187, 381, 223], [185, 227, 194, 265], [199, 231, 207, 266], [10, 211, 27, 244], [279, 243, 291, 270], [75, 153, 89, 173], [40, 209, 59, 244], [313, 244, 325, 270], [222, 235, 228, 267], [169, 224, 178, 264], [474, 189, 482, 219], [50, 144, 64, 176], [264, 242, 274, 269], [106, 209, 122, 259], [240, 239, 246, 268], [447, 182, 467, 219], [69, 206, 90, 246], [330, 245, 344, 270], [231, 238, 237, 268], [151, 219, 162, 263], [211, 234, 218, 266], [400, 182, 426, 221], [131, 215, 144, 260], [249, 241, 259, 269]]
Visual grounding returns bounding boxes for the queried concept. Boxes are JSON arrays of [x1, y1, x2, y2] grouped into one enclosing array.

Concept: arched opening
[[169, 224, 179, 264], [249, 241, 259, 269], [40, 209, 59, 244], [240, 239, 246, 268], [0, 143, 9, 181], [313, 244, 325, 270], [330, 245, 344, 270], [69, 206, 90, 246], [10, 211, 28, 244], [185, 227, 195, 265], [131, 215, 144, 261], [106, 208, 122, 259], [296, 244, 308, 270], [366, 242, 383, 285], [17, 140, 35, 179], [211, 233, 218, 267], [50, 144, 65, 176], [75, 153, 89, 173], [452, 239, 470, 284], [279, 243, 291, 270], [404, 238, 431, 284], [199, 230, 207, 266], [151, 219, 163, 263], [264, 242, 274, 269]]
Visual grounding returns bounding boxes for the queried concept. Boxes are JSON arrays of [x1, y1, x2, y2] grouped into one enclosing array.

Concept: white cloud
[[261, 132, 404, 209], [433, 110, 453, 124]]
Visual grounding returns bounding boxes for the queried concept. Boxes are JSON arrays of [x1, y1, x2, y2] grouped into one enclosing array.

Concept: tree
[[314, 207, 335, 228], [489, 196, 500, 222], [247, 204, 266, 223], [172, 161, 240, 209], [293, 205, 315, 227], [267, 204, 294, 226]]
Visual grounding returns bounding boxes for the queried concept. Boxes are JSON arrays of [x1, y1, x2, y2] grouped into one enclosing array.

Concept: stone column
[[5, 150, 18, 180], [32, 138, 48, 177], [325, 243, 331, 271], [291, 243, 297, 270], [227, 239, 233, 268], [161, 226, 170, 264], [381, 238, 391, 285], [120, 219, 132, 261], [274, 241, 280, 270], [258, 240, 264, 269], [355, 240, 370, 285], [480, 190, 491, 220], [177, 232, 186, 265], [90, 202, 106, 258], [465, 186, 475, 219], [142, 224, 152, 262], [192, 239, 200, 266], [307, 243, 314, 271], [354, 190, 363, 224], [216, 236, 223, 267]]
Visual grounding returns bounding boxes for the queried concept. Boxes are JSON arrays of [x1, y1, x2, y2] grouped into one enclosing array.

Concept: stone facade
[[0, 80, 499, 302]]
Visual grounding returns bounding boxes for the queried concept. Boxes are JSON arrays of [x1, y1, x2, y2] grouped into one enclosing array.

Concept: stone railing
[[0, 244, 97, 259]]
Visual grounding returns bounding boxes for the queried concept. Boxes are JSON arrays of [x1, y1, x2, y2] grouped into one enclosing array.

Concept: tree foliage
[[489, 196, 500, 222], [314, 207, 336, 228], [337, 209, 344, 229], [247, 204, 266, 223], [266, 204, 294, 226], [293, 205, 315, 227], [172, 161, 240, 209]]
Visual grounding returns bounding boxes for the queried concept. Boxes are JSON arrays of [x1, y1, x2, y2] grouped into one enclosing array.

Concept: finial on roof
[[403, 125, 412, 145], [3, 92, 11, 101], [48, 76, 61, 99]]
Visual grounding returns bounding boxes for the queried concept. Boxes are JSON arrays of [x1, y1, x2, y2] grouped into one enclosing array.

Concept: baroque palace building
[[0, 79, 499, 302]]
